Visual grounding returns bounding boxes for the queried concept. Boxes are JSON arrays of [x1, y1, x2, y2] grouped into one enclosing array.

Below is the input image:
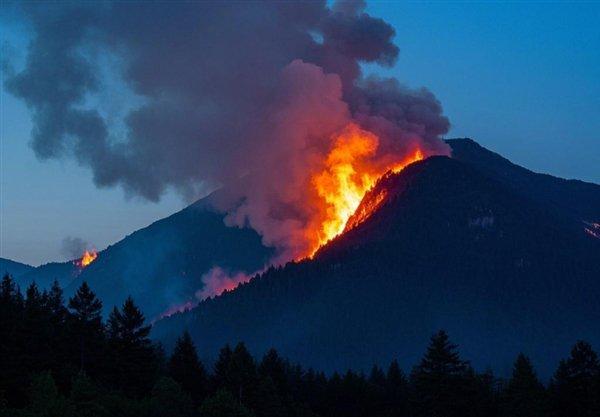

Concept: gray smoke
[[5, 1, 450, 258], [61, 236, 91, 260]]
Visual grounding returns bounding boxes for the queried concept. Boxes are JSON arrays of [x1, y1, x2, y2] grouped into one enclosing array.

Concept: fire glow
[[307, 123, 425, 257], [75, 250, 98, 268]]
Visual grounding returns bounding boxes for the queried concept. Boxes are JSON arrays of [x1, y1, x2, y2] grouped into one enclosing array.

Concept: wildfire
[[307, 123, 424, 256], [75, 250, 98, 268]]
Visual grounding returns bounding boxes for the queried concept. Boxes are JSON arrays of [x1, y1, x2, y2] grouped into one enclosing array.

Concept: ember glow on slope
[[74, 250, 98, 269], [309, 123, 426, 257]]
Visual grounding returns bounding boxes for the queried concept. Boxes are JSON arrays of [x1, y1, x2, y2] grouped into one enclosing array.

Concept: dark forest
[[1, 275, 598, 417]]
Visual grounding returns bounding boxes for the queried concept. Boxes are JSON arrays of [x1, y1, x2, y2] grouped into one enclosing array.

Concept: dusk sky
[[2, 2, 599, 266]]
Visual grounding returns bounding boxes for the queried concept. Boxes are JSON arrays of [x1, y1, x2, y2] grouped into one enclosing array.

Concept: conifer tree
[[0, 275, 26, 407], [199, 389, 254, 417], [25, 372, 67, 417], [106, 296, 158, 397], [386, 360, 409, 417], [550, 341, 600, 417], [67, 282, 104, 375], [410, 330, 471, 417], [212, 344, 233, 390], [143, 377, 195, 417], [47, 280, 67, 325], [168, 331, 208, 406], [228, 343, 258, 407], [368, 365, 386, 387], [500, 353, 545, 417], [258, 349, 289, 399], [23, 283, 53, 373]]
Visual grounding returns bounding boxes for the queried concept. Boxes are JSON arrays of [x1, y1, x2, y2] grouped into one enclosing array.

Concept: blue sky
[[2, 2, 599, 266]]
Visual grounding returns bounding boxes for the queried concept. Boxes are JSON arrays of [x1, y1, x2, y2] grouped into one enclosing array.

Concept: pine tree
[[501, 354, 545, 417], [0, 274, 26, 407], [67, 282, 104, 375], [45, 281, 71, 389], [143, 377, 195, 417], [106, 296, 158, 397], [65, 372, 108, 417], [550, 341, 600, 417], [25, 372, 68, 417], [410, 330, 471, 417], [228, 343, 258, 407], [258, 349, 288, 399], [386, 360, 409, 417], [47, 280, 67, 325], [23, 283, 53, 373], [212, 344, 233, 390], [168, 331, 208, 406], [199, 389, 254, 417], [369, 365, 386, 387]]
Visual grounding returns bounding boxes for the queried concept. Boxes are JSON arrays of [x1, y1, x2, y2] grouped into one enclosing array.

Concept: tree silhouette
[[67, 282, 104, 375], [500, 353, 545, 417], [199, 389, 254, 417], [550, 341, 600, 417], [106, 296, 158, 397], [410, 330, 471, 417], [169, 331, 208, 406]]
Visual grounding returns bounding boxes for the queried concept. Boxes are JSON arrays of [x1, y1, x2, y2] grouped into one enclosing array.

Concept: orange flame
[[307, 123, 424, 256], [75, 250, 98, 268]]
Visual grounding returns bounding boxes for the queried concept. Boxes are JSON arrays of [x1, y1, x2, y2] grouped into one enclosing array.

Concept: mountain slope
[[16, 194, 273, 319], [16, 261, 78, 290], [0, 258, 34, 279], [448, 138, 600, 222], [153, 154, 600, 377]]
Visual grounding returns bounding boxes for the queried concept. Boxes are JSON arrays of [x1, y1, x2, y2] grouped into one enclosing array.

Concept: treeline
[[1, 274, 599, 417]]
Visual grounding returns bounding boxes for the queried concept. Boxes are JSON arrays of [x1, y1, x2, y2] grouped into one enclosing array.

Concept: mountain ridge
[[153, 146, 600, 377]]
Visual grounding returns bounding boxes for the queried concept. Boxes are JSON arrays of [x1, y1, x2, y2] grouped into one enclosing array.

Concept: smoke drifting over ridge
[[5, 1, 450, 259], [61, 236, 92, 260]]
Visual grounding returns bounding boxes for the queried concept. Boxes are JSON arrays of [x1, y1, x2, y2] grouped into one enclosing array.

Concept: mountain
[[16, 261, 78, 290], [449, 138, 600, 221], [152, 142, 600, 377], [0, 258, 34, 279], [14, 196, 273, 319]]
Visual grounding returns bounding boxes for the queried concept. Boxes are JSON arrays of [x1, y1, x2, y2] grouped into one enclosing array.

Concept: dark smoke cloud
[[61, 236, 92, 260], [5, 1, 450, 258]]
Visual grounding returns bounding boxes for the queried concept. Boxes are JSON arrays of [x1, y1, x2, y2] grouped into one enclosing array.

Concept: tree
[[46, 281, 67, 325], [141, 377, 194, 417], [500, 354, 545, 417], [199, 389, 254, 417], [67, 282, 104, 375], [168, 331, 208, 406], [550, 341, 600, 417], [253, 376, 286, 417], [23, 283, 53, 375], [0, 274, 26, 406], [24, 372, 68, 417], [410, 330, 472, 417], [227, 343, 258, 407], [385, 360, 409, 417], [258, 349, 289, 399], [212, 344, 233, 390], [45, 281, 70, 388], [106, 296, 159, 397], [65, 373, 110, 417]]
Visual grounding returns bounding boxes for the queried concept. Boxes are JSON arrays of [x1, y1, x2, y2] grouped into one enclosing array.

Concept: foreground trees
[[1, 274, 599, 417]]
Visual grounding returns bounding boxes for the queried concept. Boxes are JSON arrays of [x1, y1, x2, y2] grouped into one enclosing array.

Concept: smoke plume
[[61, 236, 92, 260], [5, 1, 450, 259]]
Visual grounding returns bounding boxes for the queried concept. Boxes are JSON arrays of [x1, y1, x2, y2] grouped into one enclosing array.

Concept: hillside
[[153, 148, 600, 377], [14, 195, 273, 319], [448, 138, 600, 221], [0, 258, 34, 280]]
